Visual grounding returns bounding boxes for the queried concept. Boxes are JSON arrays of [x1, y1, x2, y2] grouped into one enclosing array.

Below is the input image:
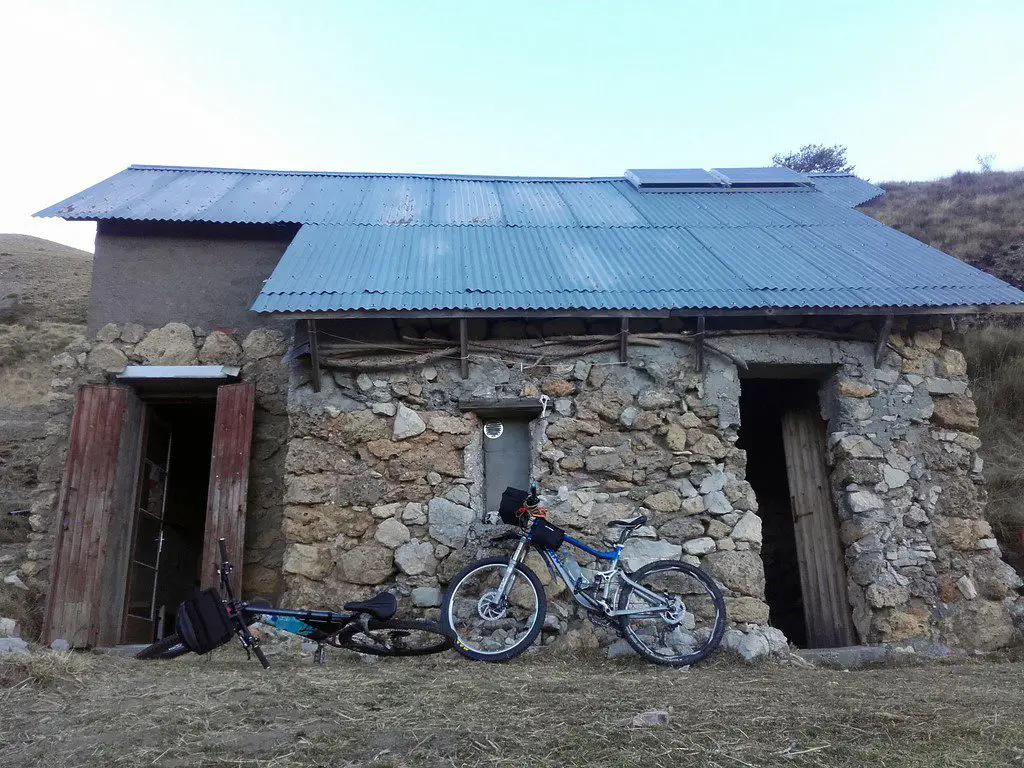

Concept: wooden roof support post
[[874, 314, 893, 367], [307, 319, 322, 392], [459, 318, 469, 379], [619, 317, 629, 363], [695, 315, 706, 371]]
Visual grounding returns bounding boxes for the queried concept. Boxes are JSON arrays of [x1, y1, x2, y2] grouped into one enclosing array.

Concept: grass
[[2, 647, 1024, 767], [0, 321, 84, 408]]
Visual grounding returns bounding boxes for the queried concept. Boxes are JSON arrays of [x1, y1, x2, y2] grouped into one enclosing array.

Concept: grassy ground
[[2, 647, 1024, 767]]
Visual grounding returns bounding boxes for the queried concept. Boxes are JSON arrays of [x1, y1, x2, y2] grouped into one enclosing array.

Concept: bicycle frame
[[497, 529, 680, 620]]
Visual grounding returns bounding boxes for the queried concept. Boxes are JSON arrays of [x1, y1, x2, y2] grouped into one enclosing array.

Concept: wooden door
[[201, 382, 255, 590], [44, 385, 144, 647], [781, 407, 856, 648]]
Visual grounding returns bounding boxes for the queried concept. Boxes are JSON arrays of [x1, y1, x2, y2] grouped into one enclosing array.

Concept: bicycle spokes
[[448, 563, 540, 655]]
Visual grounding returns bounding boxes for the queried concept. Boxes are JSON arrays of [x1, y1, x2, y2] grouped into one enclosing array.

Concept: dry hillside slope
[[864, 170, 1024, 556], [0, 234, 92, 636]]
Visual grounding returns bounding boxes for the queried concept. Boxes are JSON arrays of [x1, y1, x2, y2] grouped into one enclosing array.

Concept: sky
[[3, 0, 1023, 253]]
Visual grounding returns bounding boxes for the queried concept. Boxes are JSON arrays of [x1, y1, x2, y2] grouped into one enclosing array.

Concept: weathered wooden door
[[200, 382, 255, 589], [781, 407, 856, 648], [44, 385, 145, 647]]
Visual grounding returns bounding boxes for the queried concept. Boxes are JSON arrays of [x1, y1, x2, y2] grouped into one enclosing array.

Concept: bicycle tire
[[339, 618, 453, 657], [441, 556, 547, 663], [617, 559, 725, 667], [135, 632, 190, 661]]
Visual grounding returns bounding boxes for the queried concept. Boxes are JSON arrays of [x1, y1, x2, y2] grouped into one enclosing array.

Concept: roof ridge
[[127, 164, 625, 183]]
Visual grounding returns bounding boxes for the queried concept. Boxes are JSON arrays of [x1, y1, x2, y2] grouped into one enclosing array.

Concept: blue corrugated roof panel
[[36, 164, 1024, 314], [807, 172, 885, 207]]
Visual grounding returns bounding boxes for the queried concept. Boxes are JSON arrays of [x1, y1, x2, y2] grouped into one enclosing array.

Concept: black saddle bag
[[176, 588, 234, 654]]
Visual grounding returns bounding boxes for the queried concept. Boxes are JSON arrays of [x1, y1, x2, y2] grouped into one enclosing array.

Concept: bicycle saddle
[[606, 515, 648, 529], [344, 592, 397, 620]]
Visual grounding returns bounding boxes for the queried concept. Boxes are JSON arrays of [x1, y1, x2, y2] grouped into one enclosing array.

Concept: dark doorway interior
[[123, 402, 215, 643], [738, 378, 822, 647]]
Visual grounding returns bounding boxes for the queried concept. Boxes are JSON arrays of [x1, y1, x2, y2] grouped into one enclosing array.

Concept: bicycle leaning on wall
[[440, 484, 726, 666]]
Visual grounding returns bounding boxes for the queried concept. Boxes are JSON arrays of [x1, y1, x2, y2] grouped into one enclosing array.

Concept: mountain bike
[[136, 539, 453, 667], [441, 485, 725, 666]]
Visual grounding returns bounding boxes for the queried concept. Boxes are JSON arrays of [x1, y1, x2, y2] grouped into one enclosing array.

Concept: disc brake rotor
[[477, 589, 507, 621]]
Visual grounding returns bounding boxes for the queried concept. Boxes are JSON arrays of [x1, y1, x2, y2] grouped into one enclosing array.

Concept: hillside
[[864, 170, 1024, 552], [0, 235, 91, 635]]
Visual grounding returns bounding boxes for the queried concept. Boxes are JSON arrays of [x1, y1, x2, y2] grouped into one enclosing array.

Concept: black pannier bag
[[499, 486, 530, 526], [529, 518, 565, 550], [176, 588, 234, 654]]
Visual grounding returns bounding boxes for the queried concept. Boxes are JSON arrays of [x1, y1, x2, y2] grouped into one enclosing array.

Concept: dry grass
[[0, 322, 84, 408], [1, 647, 1024, 767], [0, 233, 92, 325]]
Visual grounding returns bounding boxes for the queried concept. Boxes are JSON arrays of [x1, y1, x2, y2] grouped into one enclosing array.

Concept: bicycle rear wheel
[[335, 618, 453, 657], [135, 632, 190, 660], [617, 559, 725, 666]]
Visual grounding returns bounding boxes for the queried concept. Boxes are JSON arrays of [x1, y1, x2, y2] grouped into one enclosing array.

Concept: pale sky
[[4, 0, 1023, 253]]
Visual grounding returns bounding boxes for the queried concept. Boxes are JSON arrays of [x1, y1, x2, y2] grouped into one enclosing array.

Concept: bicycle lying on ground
[[137, 539, 453, 667], [441, 485, 725, 666]]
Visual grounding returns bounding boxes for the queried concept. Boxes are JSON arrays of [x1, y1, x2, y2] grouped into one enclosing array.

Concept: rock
[[704, 491, 732, 516], [198, 330, 242, 365], [3, 572, 28, 591], [659, 517, 705, 542], [937, 348, 967, 377], [698, 470, 728, 494], [637, 390, 676, 410], [0, 617, 19, 638], [49, 638, 70, 651], [666, 425, 688, 452], [931, 395, 979, 431], [411, 587, 442, 608], [428, 498, 476, 548], [429, 415, 471, 434], [283, 543, 330, 580], [688, 433, 728, 461], [394, 540, 437, 576], [956, 575, 978, 600], [356, 373, 373, 391], [725, 597, 770, 624], [134, 322, 198, 364], [402, 502, 427, 525], [86, 343, 128, 372], [837, 435, 883, 459], [702, 551, 765, 596], [338, 542, 396, 585], [644, 490, 681, 513], [375, 518, 411, 548], [242, 328, 286, 360], [96, 323, 121, 342], [882, 466, 910, 488], [393, 405, 427, 440], [606, 638, 633, 659], [422, 366, 438, 381], [680, 496, 706, 516], [913, 329, 942, 351], [731, 512, 762, 544], [865, 583, 909, 608], [847, 490, 884, 514], [631, 710, 670, 727], [371, 502, 403, 520], [444, 484, 471, 506], [836, 380, 875, 398], [426, 471, 442, 486], [737, 632, 770, 662], [541, 379, 575, 397], [619, 407, 639, 427], [120, 323, 145, 343], [0, 637, 29, 656], [682, 537, 716, 555], [585, 453, 624, 472], [925, 377, 967, 396], [372, 402, 398, 417], [620, 539, 683, 571]]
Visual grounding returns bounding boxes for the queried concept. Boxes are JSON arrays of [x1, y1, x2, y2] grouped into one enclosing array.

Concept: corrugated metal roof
[[807, 172, 885, 207], [36, 164, 1024, 315]]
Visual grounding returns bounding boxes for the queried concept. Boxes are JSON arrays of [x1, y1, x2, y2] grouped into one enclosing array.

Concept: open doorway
[[739, 377, 855, 649], [122, 402, 215, 644]]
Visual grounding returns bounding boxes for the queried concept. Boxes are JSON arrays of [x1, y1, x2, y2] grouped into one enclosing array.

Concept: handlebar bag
[[176, 588, 233, 654], [499, 486, 530, 527]]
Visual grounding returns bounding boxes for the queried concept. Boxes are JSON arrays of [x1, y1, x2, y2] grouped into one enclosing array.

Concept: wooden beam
[[695, 315, 706, 371], [307, 319, 322, 392], [874, 314, 893, 367], [619, 317, 629, 363], [459, 318, 468, 379]]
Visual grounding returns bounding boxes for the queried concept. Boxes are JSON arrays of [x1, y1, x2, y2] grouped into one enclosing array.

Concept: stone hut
[[25, 164, 1024, 653]]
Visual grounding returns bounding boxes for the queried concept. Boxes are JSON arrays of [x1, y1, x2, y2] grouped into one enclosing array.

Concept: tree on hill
[[772, 143, 854, 174]]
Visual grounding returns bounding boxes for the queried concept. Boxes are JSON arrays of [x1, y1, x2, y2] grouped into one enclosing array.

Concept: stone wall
[[278, 318, 1022, 651], [19, 322, 290, 602]]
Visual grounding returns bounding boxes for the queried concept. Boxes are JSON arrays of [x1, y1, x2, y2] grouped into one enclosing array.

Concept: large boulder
[[338, 542, 396, 585], [620, 538, 683, 571], [86, 343, 127, 373], [198, 330, 242, 365], [134, 323, 198, 364], [393, 405, 427, 440], [428, 498, 475, 548], [394, 540, 438, 576], [702, 551, 765, 597]]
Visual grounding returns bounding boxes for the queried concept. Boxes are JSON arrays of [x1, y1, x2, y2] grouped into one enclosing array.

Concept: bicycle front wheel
[[617, 559, 725, 666], [135, 632, 190, 661], [336, 618, 453, 657], [441, 556, 546, 662]]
